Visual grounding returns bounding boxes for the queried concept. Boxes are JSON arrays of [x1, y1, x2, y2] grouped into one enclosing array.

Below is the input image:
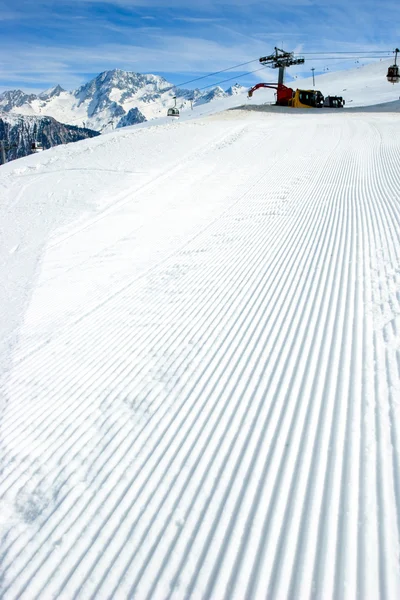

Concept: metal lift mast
[[259, 47, 305, 85]]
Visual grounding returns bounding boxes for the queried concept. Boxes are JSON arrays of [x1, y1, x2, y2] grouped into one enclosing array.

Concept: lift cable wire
[[195, 66, 270, 91], [172, 50, 393, 91], [177, 54, 392, 93], [296, 55, 393, 61], [298, 50, 392, 55], [173, 58, 260, 89]]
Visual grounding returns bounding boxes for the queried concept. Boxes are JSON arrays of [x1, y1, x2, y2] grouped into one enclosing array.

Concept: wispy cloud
[[0, 35, 263, 92], [174, 17, 224, 23], [1, 0, 398, 93]]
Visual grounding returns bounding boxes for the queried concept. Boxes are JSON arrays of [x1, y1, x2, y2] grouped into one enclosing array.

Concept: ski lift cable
[[195, 66, 272, 92], [298, 50, 392, 55], [171, 50, 393, 91], [176, 53, 389, 94], [173, 58, 261, 89], [296, 55, 391, 61]]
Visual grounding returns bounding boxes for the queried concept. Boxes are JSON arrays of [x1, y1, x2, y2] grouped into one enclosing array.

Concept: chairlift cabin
[[387, 48, 400, 83], [167, 95, 180, 117], [31, 141, 44, 153]]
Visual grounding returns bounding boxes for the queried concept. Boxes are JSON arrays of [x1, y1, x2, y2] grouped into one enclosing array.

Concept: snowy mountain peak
[[75, 69, 171, 102], [0, 89, 38, 111], [73, 69, 173, 122], [0, 68, 248, 133], [226, 83, 247, 95], [39, 84, 65, 100]]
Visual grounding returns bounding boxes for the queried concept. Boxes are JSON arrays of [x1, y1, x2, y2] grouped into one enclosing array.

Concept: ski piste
[[1, 76, 400, 598]]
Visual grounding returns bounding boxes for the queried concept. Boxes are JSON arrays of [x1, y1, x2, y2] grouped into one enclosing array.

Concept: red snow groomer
[[247, 82, 294, 106], [248, 83, 325, 108]]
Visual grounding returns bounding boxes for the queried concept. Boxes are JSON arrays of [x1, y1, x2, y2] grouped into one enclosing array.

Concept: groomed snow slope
[[1, 106, 400, 599]]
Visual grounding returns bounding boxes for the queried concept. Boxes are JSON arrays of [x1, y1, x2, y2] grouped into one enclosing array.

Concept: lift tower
[[259, 47, 305, 86]]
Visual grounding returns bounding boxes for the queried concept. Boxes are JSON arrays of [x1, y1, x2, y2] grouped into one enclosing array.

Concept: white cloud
[[0, 34, 264, 93], [2, 0, 398, 93]]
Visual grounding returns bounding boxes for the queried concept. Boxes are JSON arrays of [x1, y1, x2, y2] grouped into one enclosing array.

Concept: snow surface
[[1, 62, 400, 599]]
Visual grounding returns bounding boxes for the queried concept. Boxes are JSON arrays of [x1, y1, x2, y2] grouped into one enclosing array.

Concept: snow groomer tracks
[[1, 110, 400, 599]]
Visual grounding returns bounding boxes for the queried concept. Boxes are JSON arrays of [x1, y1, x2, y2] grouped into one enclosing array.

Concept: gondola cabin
[[387, 48, 400, 83], [167, 107, 180, 117], [387, 65, 400, 84], [31, 141, 44, 153]]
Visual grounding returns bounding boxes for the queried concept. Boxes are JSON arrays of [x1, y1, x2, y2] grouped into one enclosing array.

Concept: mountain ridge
[[0, 112, 99, 163], [0, 69, 247, 132]]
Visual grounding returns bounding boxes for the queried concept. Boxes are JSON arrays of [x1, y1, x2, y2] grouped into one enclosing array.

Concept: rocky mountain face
[[116, 107, 147, 129], [0, 70, 247, 132], [0, 90, 38, 111], [0, 112, 99, 163], [74, 70, 170, 115]]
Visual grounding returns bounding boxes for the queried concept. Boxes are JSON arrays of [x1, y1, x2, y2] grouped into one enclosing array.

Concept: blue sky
[[0, 0, 398, 93]]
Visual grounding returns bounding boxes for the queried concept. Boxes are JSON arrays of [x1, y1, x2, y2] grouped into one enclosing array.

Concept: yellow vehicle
[[288, 89, 324, 108], [247, 83, 342, 109]]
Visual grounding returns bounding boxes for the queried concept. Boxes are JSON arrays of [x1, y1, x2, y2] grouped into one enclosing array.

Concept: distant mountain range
[[0, 70, 247, 133], [0, 112, 99, 163]]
